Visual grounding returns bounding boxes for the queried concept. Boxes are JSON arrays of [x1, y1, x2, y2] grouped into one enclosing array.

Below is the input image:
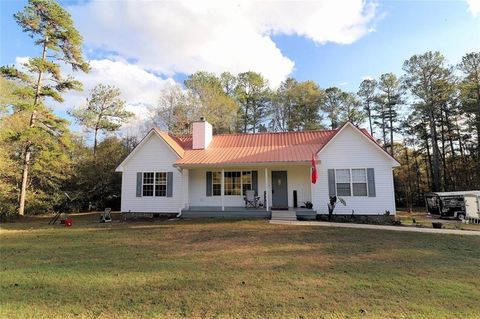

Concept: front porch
[[181, 164, 314, 213], [181, 206, 316, 219]]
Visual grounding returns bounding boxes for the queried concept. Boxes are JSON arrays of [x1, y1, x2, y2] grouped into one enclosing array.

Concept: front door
[[271, 171, 288, 209]]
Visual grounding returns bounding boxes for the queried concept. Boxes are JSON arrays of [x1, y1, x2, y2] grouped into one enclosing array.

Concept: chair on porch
[[244, 190, 260, 208]]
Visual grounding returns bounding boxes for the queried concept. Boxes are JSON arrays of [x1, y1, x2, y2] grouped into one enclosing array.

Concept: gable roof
[[117, 122, 400, 170], [115, 128, 182, 172], [316, 122, 401, 166], [153, 128, 186, 157]]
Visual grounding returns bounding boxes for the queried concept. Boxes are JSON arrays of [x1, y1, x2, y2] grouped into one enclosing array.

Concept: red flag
[[311, 154, 318, 184]]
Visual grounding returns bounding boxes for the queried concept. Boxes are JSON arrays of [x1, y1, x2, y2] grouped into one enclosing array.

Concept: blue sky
[[1, 0, 479, 132], [274, 1, 479, 91]]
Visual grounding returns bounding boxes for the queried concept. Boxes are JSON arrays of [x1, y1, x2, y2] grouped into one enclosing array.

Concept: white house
[[115, 120, 400, 218]]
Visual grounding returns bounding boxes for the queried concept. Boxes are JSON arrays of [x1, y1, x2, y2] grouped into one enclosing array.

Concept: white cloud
[[466, 0, 480, 16], [63, 59, 174, 117], [15, 56, 174, 129], [69, 0, 377, 87]]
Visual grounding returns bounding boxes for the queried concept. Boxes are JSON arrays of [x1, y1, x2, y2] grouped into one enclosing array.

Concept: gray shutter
[[206, 171, 212, 196], [367, 168, 376, 197], [136, 172, 142, 197], [252, 171, 258, 195], [328, 169, 336, 197], [167, 172, 173, 197]]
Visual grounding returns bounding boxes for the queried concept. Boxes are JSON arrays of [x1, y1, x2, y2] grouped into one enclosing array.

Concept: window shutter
[[206, 171, 212, 196], [136, 172, 142, 197], [252, 171, 258, 196], [167, 172, 173, 197], [367, 168, 376, 197], [328, 169, 336, 197]]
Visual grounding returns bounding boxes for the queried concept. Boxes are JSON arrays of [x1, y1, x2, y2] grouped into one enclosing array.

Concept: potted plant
[[303, 201, 313, 209], [432, 222, 443, 229]]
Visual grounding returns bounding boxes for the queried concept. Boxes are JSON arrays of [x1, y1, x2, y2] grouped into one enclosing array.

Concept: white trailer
[[464, 194, 480, 224], [425, 190, 480, 220]]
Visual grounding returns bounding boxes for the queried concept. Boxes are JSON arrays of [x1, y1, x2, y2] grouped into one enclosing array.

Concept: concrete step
[[271, 210, 297, 221], [271, 218, 297, 221]]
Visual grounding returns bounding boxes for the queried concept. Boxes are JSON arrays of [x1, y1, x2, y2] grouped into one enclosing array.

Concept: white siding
[[188, 166, 311, 208], [286, 166, 311, 207], [120, 134, 184, 213], [312, 125, 396, 215]]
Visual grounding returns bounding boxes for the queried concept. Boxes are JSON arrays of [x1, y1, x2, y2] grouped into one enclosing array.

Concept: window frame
[[142, 171, 168, 197], [155, 172, 167, 197], [241, 171, 252, 195], [212, 172, 222, 196], [224, 171, 242, 196], [351, 168, 368, 197], [210, 170, 254, 196], [335, 169, 351, 197], [142, 172, 155, 197], [335, 168, 368, 197]]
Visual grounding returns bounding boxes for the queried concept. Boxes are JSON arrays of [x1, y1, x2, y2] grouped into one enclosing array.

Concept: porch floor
[[181, 206, 315, 219]]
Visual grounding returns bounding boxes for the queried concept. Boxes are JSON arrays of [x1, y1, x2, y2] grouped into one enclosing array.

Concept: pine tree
[[458, 52, 480, 185], [340, 92, 365, 127], [271, 78, 324, 131], [358, 78, 377, 136], [321, 87, 344, 129], [69, 84, 133, 158], [376, 73, 402, 155], [185, 72, 238, 133], [321, 87, 364, 129], [403, 51, 454, 192], [235, 72, 271, 133], [0, 0, 88, 215]]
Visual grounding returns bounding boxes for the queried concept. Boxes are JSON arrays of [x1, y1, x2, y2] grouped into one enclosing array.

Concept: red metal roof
[[170, 130, 337, 165], [153, 122, 398, 166], [154, 129, 186, 157]]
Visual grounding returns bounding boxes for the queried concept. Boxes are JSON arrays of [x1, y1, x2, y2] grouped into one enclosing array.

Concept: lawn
[[396, 208, 480, 231], [1, 215, 480, 319]]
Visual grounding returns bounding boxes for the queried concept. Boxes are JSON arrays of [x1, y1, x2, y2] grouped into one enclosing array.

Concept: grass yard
[[1, 215, 480, 319], [396, 208, 480, 231]]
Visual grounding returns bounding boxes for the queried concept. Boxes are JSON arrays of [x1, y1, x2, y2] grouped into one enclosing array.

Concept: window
[[212, 172, 222, 196], [143, 172, 154, 196], [224, 171, 241, 195], [241, 171, 252, 195], [352, 169, 367, 196], [335, 168, 368, 197], [143, 172, 168, 197], [210, 171, 254, 196], [155, 172, 167, 197], [336, 169, 351, 196]]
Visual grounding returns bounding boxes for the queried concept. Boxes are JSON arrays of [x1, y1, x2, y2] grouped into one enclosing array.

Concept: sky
[[1, 0, 479, 137]]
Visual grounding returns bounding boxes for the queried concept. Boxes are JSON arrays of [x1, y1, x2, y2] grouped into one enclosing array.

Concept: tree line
[[1, 0, 478, 216]]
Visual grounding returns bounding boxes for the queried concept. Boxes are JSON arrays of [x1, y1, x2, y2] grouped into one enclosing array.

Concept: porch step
[[271, 210, 297, 221]]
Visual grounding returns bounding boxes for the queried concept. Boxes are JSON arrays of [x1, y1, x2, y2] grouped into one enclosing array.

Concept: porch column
[[184, 169, 189, 209], [264, 168, 268, 211], [221, 169, 225, 211]]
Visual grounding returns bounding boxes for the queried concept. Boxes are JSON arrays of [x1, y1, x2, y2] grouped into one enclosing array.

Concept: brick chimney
[[192, 117, 212, 149]]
